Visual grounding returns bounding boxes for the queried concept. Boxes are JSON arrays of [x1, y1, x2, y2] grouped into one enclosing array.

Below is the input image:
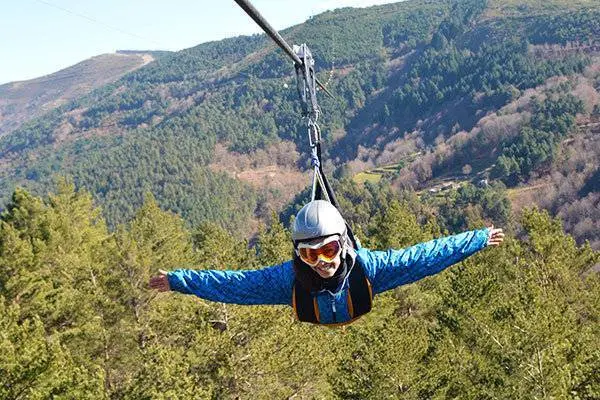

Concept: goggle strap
[[296, 235, 340, 250]]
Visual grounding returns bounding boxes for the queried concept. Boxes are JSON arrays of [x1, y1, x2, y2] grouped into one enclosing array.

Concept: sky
[[1, 0, 401, 85]]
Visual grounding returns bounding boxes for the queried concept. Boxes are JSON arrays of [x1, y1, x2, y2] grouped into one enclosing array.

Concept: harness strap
[[292, 285, 319, 323], [347, 259, 372, 318]]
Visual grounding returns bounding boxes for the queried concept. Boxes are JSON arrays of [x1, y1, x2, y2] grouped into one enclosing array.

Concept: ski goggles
[[295, 235, 342, 266]]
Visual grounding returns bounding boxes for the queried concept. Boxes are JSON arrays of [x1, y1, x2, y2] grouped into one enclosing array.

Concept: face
[[296, 235, 343, 279]]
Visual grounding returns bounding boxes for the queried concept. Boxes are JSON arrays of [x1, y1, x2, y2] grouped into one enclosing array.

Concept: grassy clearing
[[353, 162, 403, 184], [352, 152, 422, 185], [354, 170, 383, 184]]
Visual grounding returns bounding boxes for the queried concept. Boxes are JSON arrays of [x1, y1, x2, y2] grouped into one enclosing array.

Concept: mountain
[[0, 51, 168, 135], [0, 0, 599, 245]]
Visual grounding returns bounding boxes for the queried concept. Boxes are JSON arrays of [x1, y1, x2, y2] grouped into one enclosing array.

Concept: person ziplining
[[148, 0, 505, 325], [150, 201, 504, 325]]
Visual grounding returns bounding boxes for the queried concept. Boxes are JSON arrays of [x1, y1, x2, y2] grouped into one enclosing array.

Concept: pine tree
[[0, 296, 105, 399], [414, 209, 600, 398], [255, 213, 292, 266]]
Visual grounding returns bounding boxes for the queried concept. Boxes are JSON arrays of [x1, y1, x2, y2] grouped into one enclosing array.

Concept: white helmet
[[292, 200, 347, 242]]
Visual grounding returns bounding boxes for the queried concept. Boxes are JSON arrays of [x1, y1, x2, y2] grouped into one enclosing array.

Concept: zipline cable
[[233, 0, 301, 65], [33, 0, 163, 46]]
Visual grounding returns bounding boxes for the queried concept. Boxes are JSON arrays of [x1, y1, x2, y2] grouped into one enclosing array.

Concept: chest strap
[[293, 258, 373, 325]]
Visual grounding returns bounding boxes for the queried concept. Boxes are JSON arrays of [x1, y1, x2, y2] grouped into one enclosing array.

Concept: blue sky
[[1, 0, 400, 84]]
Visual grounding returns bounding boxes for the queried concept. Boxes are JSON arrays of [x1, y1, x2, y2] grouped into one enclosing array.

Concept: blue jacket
[[168, 228, 490, 324]]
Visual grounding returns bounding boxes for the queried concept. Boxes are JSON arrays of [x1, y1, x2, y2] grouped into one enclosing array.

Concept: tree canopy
[[1, 183, 598, 398]]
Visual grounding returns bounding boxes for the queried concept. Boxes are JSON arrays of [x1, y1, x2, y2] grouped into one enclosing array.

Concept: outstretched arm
[[364, 227, 504, 294], [148, 262, 294, 306]]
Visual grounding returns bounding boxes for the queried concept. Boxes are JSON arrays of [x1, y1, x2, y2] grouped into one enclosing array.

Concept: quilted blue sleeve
[[362, 228, 490, 294], [167, 261, 294, 306]]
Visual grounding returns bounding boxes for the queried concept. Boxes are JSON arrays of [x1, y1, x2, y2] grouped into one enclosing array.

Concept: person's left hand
[[487, 226, 505, 246], [149, 269, 171, 292]]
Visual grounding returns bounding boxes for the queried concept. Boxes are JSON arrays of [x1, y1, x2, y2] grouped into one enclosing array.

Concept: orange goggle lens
[[297, 240, 341, 265]]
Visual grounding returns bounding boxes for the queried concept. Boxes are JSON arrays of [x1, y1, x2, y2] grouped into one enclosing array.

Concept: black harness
[[293, 256, 373, 325]]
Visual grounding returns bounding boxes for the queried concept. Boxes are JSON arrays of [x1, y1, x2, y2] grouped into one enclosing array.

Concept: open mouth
[[314, 263, 335, 273]]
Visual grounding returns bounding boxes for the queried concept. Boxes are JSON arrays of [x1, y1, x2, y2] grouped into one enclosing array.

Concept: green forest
[[1, 182, 598, 398]]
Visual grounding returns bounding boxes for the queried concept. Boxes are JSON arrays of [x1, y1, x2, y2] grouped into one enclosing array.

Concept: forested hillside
[[1, 0, 599, 245]]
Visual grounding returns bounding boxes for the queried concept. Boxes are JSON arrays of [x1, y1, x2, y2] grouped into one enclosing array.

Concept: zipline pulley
[[294, 44, 319, 122]]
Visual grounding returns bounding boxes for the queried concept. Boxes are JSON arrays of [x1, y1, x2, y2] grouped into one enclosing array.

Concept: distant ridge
[[0, 52, 162, 135], [116, 49, 173, 58]]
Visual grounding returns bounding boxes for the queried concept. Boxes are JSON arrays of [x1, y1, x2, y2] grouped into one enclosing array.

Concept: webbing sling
[[293, 259, 373, 325], [346, 258, 372, 318]]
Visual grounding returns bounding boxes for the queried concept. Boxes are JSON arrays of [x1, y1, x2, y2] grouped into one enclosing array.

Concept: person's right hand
[[149, 269, 171, 292], [487, 226, 505, 246]]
